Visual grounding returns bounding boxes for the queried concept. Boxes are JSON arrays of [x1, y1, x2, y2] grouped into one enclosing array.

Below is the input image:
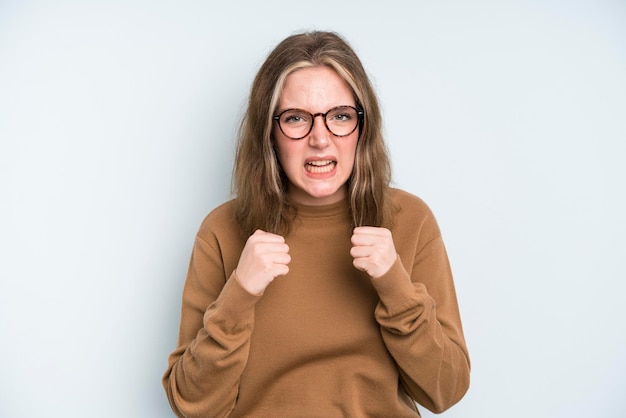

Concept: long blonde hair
[[233, 31, 392, 236]]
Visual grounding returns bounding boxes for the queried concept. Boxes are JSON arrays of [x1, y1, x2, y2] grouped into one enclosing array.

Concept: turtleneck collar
[[289, 197, 350, 219]]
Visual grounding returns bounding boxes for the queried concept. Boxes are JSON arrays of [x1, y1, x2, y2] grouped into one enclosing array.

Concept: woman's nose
[[308, 115, 330, 148]]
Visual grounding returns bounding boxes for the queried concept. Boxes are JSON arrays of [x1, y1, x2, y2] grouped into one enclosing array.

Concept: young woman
[[163, 31, 470, 417]]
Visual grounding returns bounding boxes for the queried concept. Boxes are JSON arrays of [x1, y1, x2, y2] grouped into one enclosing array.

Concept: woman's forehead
[[279, 66, 355, 111]]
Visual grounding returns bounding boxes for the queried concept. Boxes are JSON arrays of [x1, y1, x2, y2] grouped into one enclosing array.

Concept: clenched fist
[[350, 226, 397, 278], [235, 230, 291, 295]]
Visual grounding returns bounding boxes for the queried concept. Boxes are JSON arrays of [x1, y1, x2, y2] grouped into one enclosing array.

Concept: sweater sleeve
[[371, 219, 471, 413], [162, 234, 261, 418]]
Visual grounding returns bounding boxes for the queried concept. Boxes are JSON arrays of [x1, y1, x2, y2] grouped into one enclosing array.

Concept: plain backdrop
[[1, 0, 625, 417]]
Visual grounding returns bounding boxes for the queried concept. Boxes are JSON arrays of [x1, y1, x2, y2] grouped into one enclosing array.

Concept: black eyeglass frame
[[272, 105, 364, 140]]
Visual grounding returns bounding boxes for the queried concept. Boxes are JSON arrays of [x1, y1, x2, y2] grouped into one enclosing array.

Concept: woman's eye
[[283, 113, 308, 124], [331, 113, 351, 121]]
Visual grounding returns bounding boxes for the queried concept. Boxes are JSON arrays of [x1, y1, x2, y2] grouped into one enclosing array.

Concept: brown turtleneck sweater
[[163, 188, 470, 417]]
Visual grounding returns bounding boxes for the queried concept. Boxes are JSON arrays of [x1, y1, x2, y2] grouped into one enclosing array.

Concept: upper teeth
[[308, 160, 332, 166]]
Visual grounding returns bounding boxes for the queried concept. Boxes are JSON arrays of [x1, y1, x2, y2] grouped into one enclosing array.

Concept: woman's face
[[273, 66, 359, 206]]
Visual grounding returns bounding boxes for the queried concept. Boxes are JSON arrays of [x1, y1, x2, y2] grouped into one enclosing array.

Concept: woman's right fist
[[235, 230, 291, 295]]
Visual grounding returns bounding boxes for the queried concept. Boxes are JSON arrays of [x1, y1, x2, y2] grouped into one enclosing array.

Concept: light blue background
[[1, 1, 625, 416]]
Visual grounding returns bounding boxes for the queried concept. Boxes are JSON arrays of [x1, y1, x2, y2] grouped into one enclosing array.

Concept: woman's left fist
[[350, 226, 397, 278]]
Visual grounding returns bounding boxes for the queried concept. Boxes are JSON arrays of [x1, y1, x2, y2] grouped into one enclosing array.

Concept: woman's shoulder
[[202, 199, 237, 222], [388, 187, 441, 234], [390, 187, 433, 216], [196, 199, 241, 240]]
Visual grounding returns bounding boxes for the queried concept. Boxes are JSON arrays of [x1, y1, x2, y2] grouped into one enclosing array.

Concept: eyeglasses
[[273, 105, 363, 140]]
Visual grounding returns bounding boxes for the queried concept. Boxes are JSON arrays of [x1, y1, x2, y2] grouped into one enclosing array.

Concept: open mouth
[[305, 159, 336, 174]]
